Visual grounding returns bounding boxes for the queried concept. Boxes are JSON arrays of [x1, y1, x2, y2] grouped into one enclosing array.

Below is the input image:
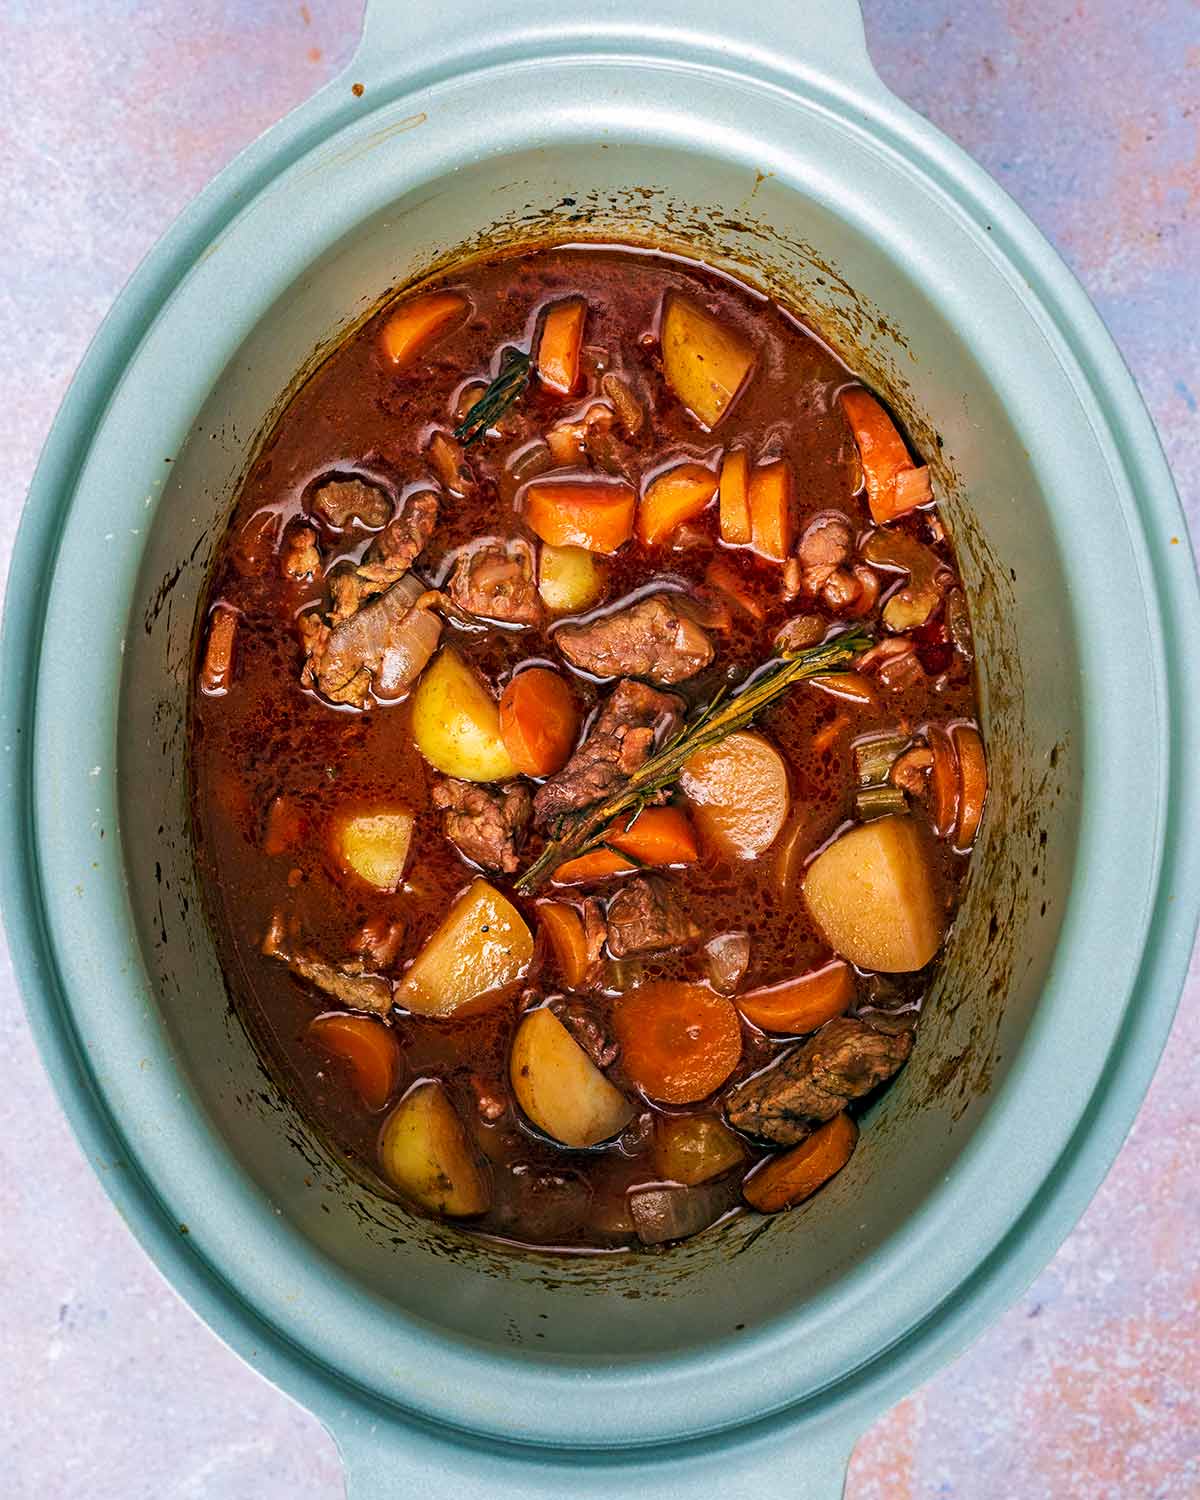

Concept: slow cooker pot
[[4, 2, 1198, 1493]]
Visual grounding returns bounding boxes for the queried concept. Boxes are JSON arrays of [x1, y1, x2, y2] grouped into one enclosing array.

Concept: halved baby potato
[[399, 879, 533, 1017], [680, 730, 791, 858], [661, 293, 755, 429], [333, 809, 414, 892], [411, 646, 517, 782], [378, 1080, 490, 1216], [538, 542, 604, 613], [510, 1008, 635, 1148], [803, 815, 944, 972]]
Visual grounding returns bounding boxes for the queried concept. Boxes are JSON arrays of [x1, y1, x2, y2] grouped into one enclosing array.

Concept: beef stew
[[190, 243, 986, 1253]]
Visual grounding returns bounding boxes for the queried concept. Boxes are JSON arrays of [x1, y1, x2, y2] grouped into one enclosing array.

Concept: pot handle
[[328, 1409, 860, 1499], [354, 0, 877, 93]]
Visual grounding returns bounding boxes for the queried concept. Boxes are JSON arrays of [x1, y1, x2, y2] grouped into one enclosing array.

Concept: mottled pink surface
[[0, 3, 1196, 1496]]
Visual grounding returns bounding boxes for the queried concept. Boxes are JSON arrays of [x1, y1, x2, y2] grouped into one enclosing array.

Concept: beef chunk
[[555, 594, 713, 685], [281, 523, 321, 581], [605, 875, 700, 958], [553, 998, 619, 1068], [431, 777, 533, 873], [309, 476, 393, 531], [262, 910, 392, 1014], [332, 490, 440, 620], [534, 679, 684, 829], [360, 489, 439, 578], [449, 539, 542, 625], [629, 1175, 741, 1246], [725, 1017, 913, 1145], [301, 572, 441, 708]]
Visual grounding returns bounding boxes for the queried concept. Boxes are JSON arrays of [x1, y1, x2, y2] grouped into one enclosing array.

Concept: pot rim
[[3, 8, 1198, 1465]]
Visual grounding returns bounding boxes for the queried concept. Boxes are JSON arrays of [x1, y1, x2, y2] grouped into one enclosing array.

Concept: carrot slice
[[951, 723, 987, 849], [704, 555, 766, 621], [379, 291, 468, 367], [537, 901, 590, 988], [808, 672, 876, 705], [719, 448, 752, 544], [607, 806, 699, 866], [736, 960, 855, 1034], [613, 981, 743, 1104], [839, 387, 925, 523], [523, 477, 636, 553], [263, 795, 306, 856], [636, 463, 718, 547], [893, 465, 933, 513], [927, 724, 960, 838], [552, 848, 636, 884], [200, 606, 237, 694], [537, 298, 586, 395], [742, 1111, 859, 1213], [748, 458, 794, 560], [498, 667, 580, 777], [308, 1013, 401, 1110]]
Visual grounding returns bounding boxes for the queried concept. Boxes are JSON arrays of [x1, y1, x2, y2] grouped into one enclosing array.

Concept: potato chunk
[[378, 1081, 489, 1216], [661, 293, 755, 429], [538, 542, 604, 613], [411, 647, 517, 782], [399, 879, 533, 1017], [803, 815, 944, 972], [510, 1008, 635, 1148], [653, 1114, 745, 1185], [680, 730, 791, 858], [333, 810, 414, 892]]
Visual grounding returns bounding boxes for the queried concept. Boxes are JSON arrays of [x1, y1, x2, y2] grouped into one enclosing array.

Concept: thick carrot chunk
[[606, 806, 699, 866], [380, 291, 469, 367], [736, 960, 855, 1034], [537, 901, 590, 988], [537, 298, 587, 395], [308, 1014, 401, 1110], [613, 982, 742, 1104], [742, 1111, 858, 1213], [636, 463, 718, 547], [719, 448, 752, 544], [523, 477, 636, 554], [840, 387, 929, 523], [749, 459, 794, 560], [498, 668, 580, 777]]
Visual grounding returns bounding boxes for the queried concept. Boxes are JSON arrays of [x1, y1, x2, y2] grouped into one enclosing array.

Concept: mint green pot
[[4, 3, 1198, 1494]]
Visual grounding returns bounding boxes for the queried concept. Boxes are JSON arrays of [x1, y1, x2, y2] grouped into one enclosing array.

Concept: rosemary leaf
[[453, 349, 532, 447], [515, 624, 873, 891]]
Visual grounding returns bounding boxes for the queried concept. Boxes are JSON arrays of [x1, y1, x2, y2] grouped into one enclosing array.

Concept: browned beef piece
[[725, 1017, 913, 1145], [327, 490, 440, 623], [533, 679, 684, 829], [301, 572, 442, 708], [629, 1174, 741, 1246], [555, 594, 713, 685], [431, 777, 533, 873], [309, 476, 393, 531], [553, 998, 619, 1068], [280, 523, 321, 581], [449, 539, 542, 625], [262, 910, 392, 1014], [605, 875, 700, 958]]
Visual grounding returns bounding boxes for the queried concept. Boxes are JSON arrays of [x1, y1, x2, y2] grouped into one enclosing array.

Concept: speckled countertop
[[1, 3, 1196, 1496]]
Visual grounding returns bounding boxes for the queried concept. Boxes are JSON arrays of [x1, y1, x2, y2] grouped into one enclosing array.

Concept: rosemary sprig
[[453, 349, 532, 447], [514, 625, 873, 892]]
